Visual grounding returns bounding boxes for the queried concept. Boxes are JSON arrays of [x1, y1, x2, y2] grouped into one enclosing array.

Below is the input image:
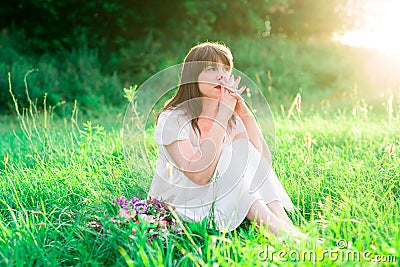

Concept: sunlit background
[[332, 0, 400, 99], [337, 0, 400, 56]]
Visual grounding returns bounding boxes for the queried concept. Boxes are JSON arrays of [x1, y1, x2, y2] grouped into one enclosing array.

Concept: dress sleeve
[[154, 110, 191, 145]]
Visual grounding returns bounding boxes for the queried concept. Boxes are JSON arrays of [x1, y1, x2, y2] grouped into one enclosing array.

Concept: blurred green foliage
[[0, 0, 360, 52], [0, 0, 371, 114], [2, 30, 384, 116], [0, 32, 122, 113]]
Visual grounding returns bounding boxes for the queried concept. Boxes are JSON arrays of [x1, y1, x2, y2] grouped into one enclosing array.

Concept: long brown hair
[[159, 42, 235, 135]]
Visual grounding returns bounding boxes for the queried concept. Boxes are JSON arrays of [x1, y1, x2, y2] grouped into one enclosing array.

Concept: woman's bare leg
[[267, 200, 307, 238], [267, 200, 294, 226], [246, 199, 303, 238]]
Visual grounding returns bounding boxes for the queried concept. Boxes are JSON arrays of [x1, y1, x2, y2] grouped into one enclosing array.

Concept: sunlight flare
[[336, 0, 400, 55]]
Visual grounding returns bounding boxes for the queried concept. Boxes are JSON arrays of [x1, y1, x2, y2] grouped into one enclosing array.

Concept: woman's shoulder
[[154, 107, 192, 145], [157, 108, 190, 126], [159, 107, 187, 117], [159, 108, 189, 121]]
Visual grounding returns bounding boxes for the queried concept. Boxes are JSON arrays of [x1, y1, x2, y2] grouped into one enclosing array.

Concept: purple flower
[[130, 197, 140, 206], [108, 195, 181, 238], [113, 196, 129, 209], [149, 197, 173, 212], [133, 201, 148, 214], [149, 198, 164, 211]]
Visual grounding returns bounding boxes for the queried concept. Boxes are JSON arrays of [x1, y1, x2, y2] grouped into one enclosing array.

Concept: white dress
[[148, 108, 294, 232]]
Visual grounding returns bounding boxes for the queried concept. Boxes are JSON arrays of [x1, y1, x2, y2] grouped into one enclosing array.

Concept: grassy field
[[0, 37, 399, 265], [0, 89, 398, 266]]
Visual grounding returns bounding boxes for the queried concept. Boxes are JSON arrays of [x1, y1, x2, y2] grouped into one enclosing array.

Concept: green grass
[[1, 33, 399, 265], [0, 87, 398, 266]]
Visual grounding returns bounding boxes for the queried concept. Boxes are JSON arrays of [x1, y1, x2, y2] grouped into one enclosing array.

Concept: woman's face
[[197, 59, 231, 99]]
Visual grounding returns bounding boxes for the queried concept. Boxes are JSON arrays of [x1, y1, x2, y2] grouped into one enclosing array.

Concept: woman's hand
[[217, 86, 237, 121], [233, 93, 253, 119], [219, 74, 253, 119]]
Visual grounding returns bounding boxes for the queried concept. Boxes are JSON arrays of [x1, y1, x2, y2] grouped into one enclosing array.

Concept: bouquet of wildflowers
[[105, 196, 182, 241]]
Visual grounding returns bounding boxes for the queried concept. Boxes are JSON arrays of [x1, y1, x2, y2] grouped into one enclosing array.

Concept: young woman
[[148, 42, 306, 239]]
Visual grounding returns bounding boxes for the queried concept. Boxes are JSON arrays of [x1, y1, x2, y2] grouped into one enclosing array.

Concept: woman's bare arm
[[235, 108, 272, 164], [240, 114, 272, 163], [165, 111, 231, 185], [165, 89, 237, 185]]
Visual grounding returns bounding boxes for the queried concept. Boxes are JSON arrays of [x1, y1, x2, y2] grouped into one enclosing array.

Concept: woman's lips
[[215, 85, 236, 93]]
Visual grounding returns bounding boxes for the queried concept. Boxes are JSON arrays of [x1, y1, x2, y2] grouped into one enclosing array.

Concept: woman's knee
[[247, 199, 275, 224]]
